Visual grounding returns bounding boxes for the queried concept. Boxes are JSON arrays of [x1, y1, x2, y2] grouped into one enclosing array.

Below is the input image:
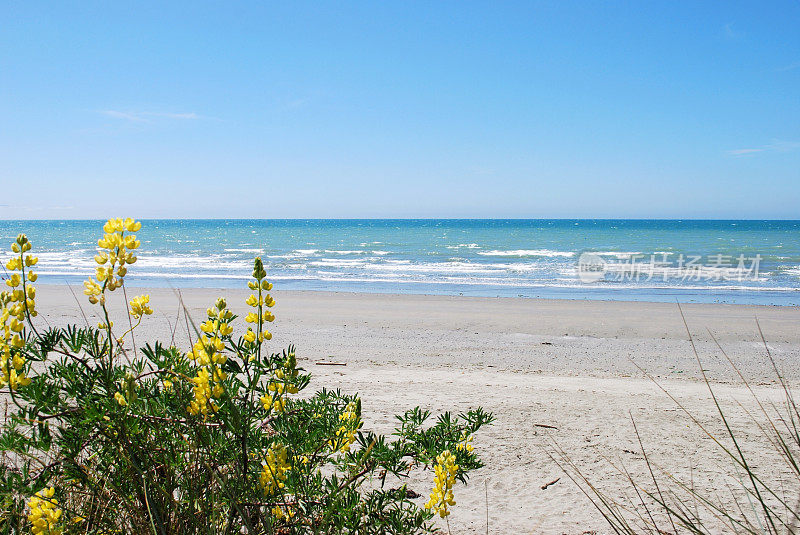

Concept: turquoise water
[[1, 220, 799, 305]]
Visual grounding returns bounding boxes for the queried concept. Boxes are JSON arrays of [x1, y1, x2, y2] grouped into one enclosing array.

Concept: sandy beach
[[34, 285, 800, 533]]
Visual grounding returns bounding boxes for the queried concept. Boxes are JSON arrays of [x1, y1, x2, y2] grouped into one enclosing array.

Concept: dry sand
[[33, 285, 800, 533]]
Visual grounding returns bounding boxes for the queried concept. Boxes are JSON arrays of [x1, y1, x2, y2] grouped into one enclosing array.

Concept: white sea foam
[[477, 249, 575, 257], [592, 251, 643, 258], [309, 258, 369, 268], [267, 249, 320, 259], [783, 267, 800, 277], [135, 254, 251, 271], [28, 246, 792, 296], [310, 258, 553, 277], [365, 261, 502, 275]]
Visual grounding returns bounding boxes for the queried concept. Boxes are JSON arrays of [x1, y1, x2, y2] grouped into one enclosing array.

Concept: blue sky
[[1, 2, 799, 219]]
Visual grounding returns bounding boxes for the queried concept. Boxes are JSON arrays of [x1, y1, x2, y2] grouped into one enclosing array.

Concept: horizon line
[[1, 217, 799, 222]]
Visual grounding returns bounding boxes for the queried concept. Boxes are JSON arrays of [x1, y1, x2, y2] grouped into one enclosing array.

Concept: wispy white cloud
[[728, 148, 764, 156], [101, 110, 149, 122], [99, 110, 201, 122], [151, 112, 200, 120], [728, 141, 800, 157]]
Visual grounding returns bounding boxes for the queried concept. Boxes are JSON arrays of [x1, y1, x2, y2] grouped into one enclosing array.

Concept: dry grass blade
[[548, 303, 800, 534]]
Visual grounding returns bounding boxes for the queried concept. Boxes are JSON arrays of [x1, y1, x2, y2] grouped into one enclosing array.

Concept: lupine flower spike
[[83, 218, 142, 305], [0, 234, 37, 389], [187, 297, 232, 416], [27, 487, 62, 535], [425, 450, 459, 518], [330, 400, 362, 453], [245, 257, 276, 345], [259, 441, 290, 495]]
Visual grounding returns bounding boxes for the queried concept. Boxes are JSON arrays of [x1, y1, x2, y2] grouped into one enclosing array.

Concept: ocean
[[1, 219, 798, 305]]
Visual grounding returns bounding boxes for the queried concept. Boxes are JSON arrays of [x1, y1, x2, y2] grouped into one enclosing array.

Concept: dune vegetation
[[0, 220, 492, 534]]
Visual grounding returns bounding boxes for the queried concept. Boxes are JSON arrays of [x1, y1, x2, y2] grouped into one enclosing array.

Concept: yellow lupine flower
[[95, 266, 109, 282], [11, 334, 24, 349], [330, 401, 361, 453], [271, 505, 295, 521], [456, 433, 475, 453], [425, 450, 459, 518], [0, 235, 36, 390], [85, 218, 142, 302], [114, 392, 127, 406], [129, 294, 153, 319], [186, 298, 232, 417], [187, 367, 221, 416], [260, 349, 299, 413], [27, 487, 62, 535], [123, 235, 140, 250], [243, 258, 277, 353], [124, 218, 141, 232], [259, 442, 290, 495]]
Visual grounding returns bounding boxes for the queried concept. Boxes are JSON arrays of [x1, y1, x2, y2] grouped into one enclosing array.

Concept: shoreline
[[36, 281, 800, 307]]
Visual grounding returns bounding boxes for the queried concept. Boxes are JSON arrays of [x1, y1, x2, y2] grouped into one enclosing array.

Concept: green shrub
[[0, 220, 492, 534]]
